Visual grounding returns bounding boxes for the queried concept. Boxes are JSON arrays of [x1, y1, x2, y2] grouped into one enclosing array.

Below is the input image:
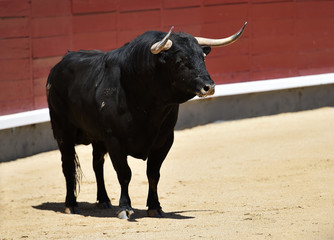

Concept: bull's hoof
[[117, 208, 134, 219], [147, 209, 165, 218], [97, 201, 112, 209], [64, 206, 80, 214]]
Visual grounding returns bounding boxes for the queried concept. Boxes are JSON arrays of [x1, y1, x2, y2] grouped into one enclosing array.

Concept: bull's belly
[[127, 135, 159, 160], [75, 131, 153, 161], [128, 152, 149, 160], [73, 128, 95, 145], [126, 139, 153, 160], [71, 117, 157, 160]]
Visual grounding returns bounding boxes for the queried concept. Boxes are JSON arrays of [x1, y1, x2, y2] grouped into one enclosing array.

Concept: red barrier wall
[[1, 0, 334, 115]]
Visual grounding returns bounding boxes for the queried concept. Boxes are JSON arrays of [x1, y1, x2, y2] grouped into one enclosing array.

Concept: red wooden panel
[[211, 71, 250, 85], [33, 78, 46, 97], [206, 54, 249, 74], [298, 49, 334, 70], [119, 10, 160, 31], [32, 36, 71, 58], [118, 26, 201, 48], [163, 7, 201, 27], [252, 68, 298, 81], [73, 12, 117, 33], [31, 0, 71, 17], [175, 25, 201, 36], [34, 95, 48, 110], [204, 0, 247, 6], [250, 0, 291, 3], [72, 31, 117, 51], [202, 4, 248, 23], [1, 0, 334, 115], [0, 17, 29, 38], [32, 16, 71, 38], [162, 0, 201, 9], [297, 1, 334, 19], [252, 35, 295, 55], [298, 66, 334, 77], [295, 35, 334, 53], [252, 18, 294, 37], [0, 100, 34, 116], [207, 37, 248, 58], [252, 52, 297, 72], [72, 0, 117, 14], [296, 17, 334, 37], [119, 0, 160, 12], [33, 57, 62, 79], [251, 1, 294, 20], [0, 0, 30, 17], [118, 30, 144, 46], [0, 59, 31, 81], [203, 0, 248, 6], [201, 21, 249, 40], [0, 38, 30, 60], [0, 79, 33, 102]]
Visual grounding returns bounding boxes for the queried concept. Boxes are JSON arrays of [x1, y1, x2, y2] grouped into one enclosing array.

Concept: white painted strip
[[0, 108, 50, 130], [0, 73, 333, 130], [193, 72, 334, 100]]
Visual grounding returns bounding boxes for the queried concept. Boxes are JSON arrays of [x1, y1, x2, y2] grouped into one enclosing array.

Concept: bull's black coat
[[47, 30, 215, 218]]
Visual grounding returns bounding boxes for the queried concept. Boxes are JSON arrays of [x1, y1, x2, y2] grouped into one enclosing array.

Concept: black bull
[[47, 23, 247, 219]]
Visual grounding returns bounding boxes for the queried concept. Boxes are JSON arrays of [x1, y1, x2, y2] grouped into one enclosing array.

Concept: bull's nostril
[[203, 85, 210, 92], [198, 83, 215, 97]]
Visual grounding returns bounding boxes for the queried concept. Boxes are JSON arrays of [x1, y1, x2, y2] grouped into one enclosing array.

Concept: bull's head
[[150, 22, 247, 100]]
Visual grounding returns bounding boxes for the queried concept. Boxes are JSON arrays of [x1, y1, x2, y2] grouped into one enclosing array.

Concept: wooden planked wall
[[0, 0, 333, 115]]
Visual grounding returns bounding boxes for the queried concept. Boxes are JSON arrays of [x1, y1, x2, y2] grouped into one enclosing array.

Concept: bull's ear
[[158, 52, 167, 64], [202, 46, 211, 56]]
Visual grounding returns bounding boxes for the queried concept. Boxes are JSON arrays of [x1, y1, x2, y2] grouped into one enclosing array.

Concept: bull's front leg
[[106, 138, 133, 219], [114, 159, 133, 219], [146, 132, 174, 217]]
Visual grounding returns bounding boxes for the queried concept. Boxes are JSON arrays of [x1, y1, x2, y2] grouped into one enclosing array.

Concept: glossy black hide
[[46, 30, 215, 218]]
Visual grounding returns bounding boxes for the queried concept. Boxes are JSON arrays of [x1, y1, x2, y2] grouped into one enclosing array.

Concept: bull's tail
[[74, 153, 83, 197]]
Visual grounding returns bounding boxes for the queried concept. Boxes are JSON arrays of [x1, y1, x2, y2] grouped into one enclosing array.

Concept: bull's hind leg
[[92, 142, 112, 209], [58, 141, 81, 214], [49, 107, 81, 214]]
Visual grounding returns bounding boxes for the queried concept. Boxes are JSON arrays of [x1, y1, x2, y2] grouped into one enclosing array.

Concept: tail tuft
[[74, 153, 82, 197]]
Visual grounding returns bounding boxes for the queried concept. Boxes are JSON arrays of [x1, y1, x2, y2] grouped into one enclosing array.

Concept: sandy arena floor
[[1, 107, 334, 240]]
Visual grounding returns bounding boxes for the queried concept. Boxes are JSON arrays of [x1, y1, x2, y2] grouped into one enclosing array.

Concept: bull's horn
[[195, 22, 247, 47], [151, 26, 174, 54]]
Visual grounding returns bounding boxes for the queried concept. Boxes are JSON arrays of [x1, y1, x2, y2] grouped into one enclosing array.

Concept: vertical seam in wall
[[116, 0, 120, 47], [160, 0, 163, 30], [29, 0, 34, 110], [293, 0, 298, 76], [248, 1, 253, 81], [160, 0, 164, 30], [200, 0, 204, 37], [69, 0, 73, 51]]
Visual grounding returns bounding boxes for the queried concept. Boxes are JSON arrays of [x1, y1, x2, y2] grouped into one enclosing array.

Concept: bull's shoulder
[[95, 64, 124, 108], [95, 63, 131, 125], [57, 50, 107, 71]]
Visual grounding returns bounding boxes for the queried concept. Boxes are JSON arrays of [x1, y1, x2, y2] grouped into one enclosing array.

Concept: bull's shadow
[[33, 202, 197, 220]]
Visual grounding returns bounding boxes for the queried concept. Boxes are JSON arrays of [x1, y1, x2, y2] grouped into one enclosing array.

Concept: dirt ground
[[1, 107, 334, 240]]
